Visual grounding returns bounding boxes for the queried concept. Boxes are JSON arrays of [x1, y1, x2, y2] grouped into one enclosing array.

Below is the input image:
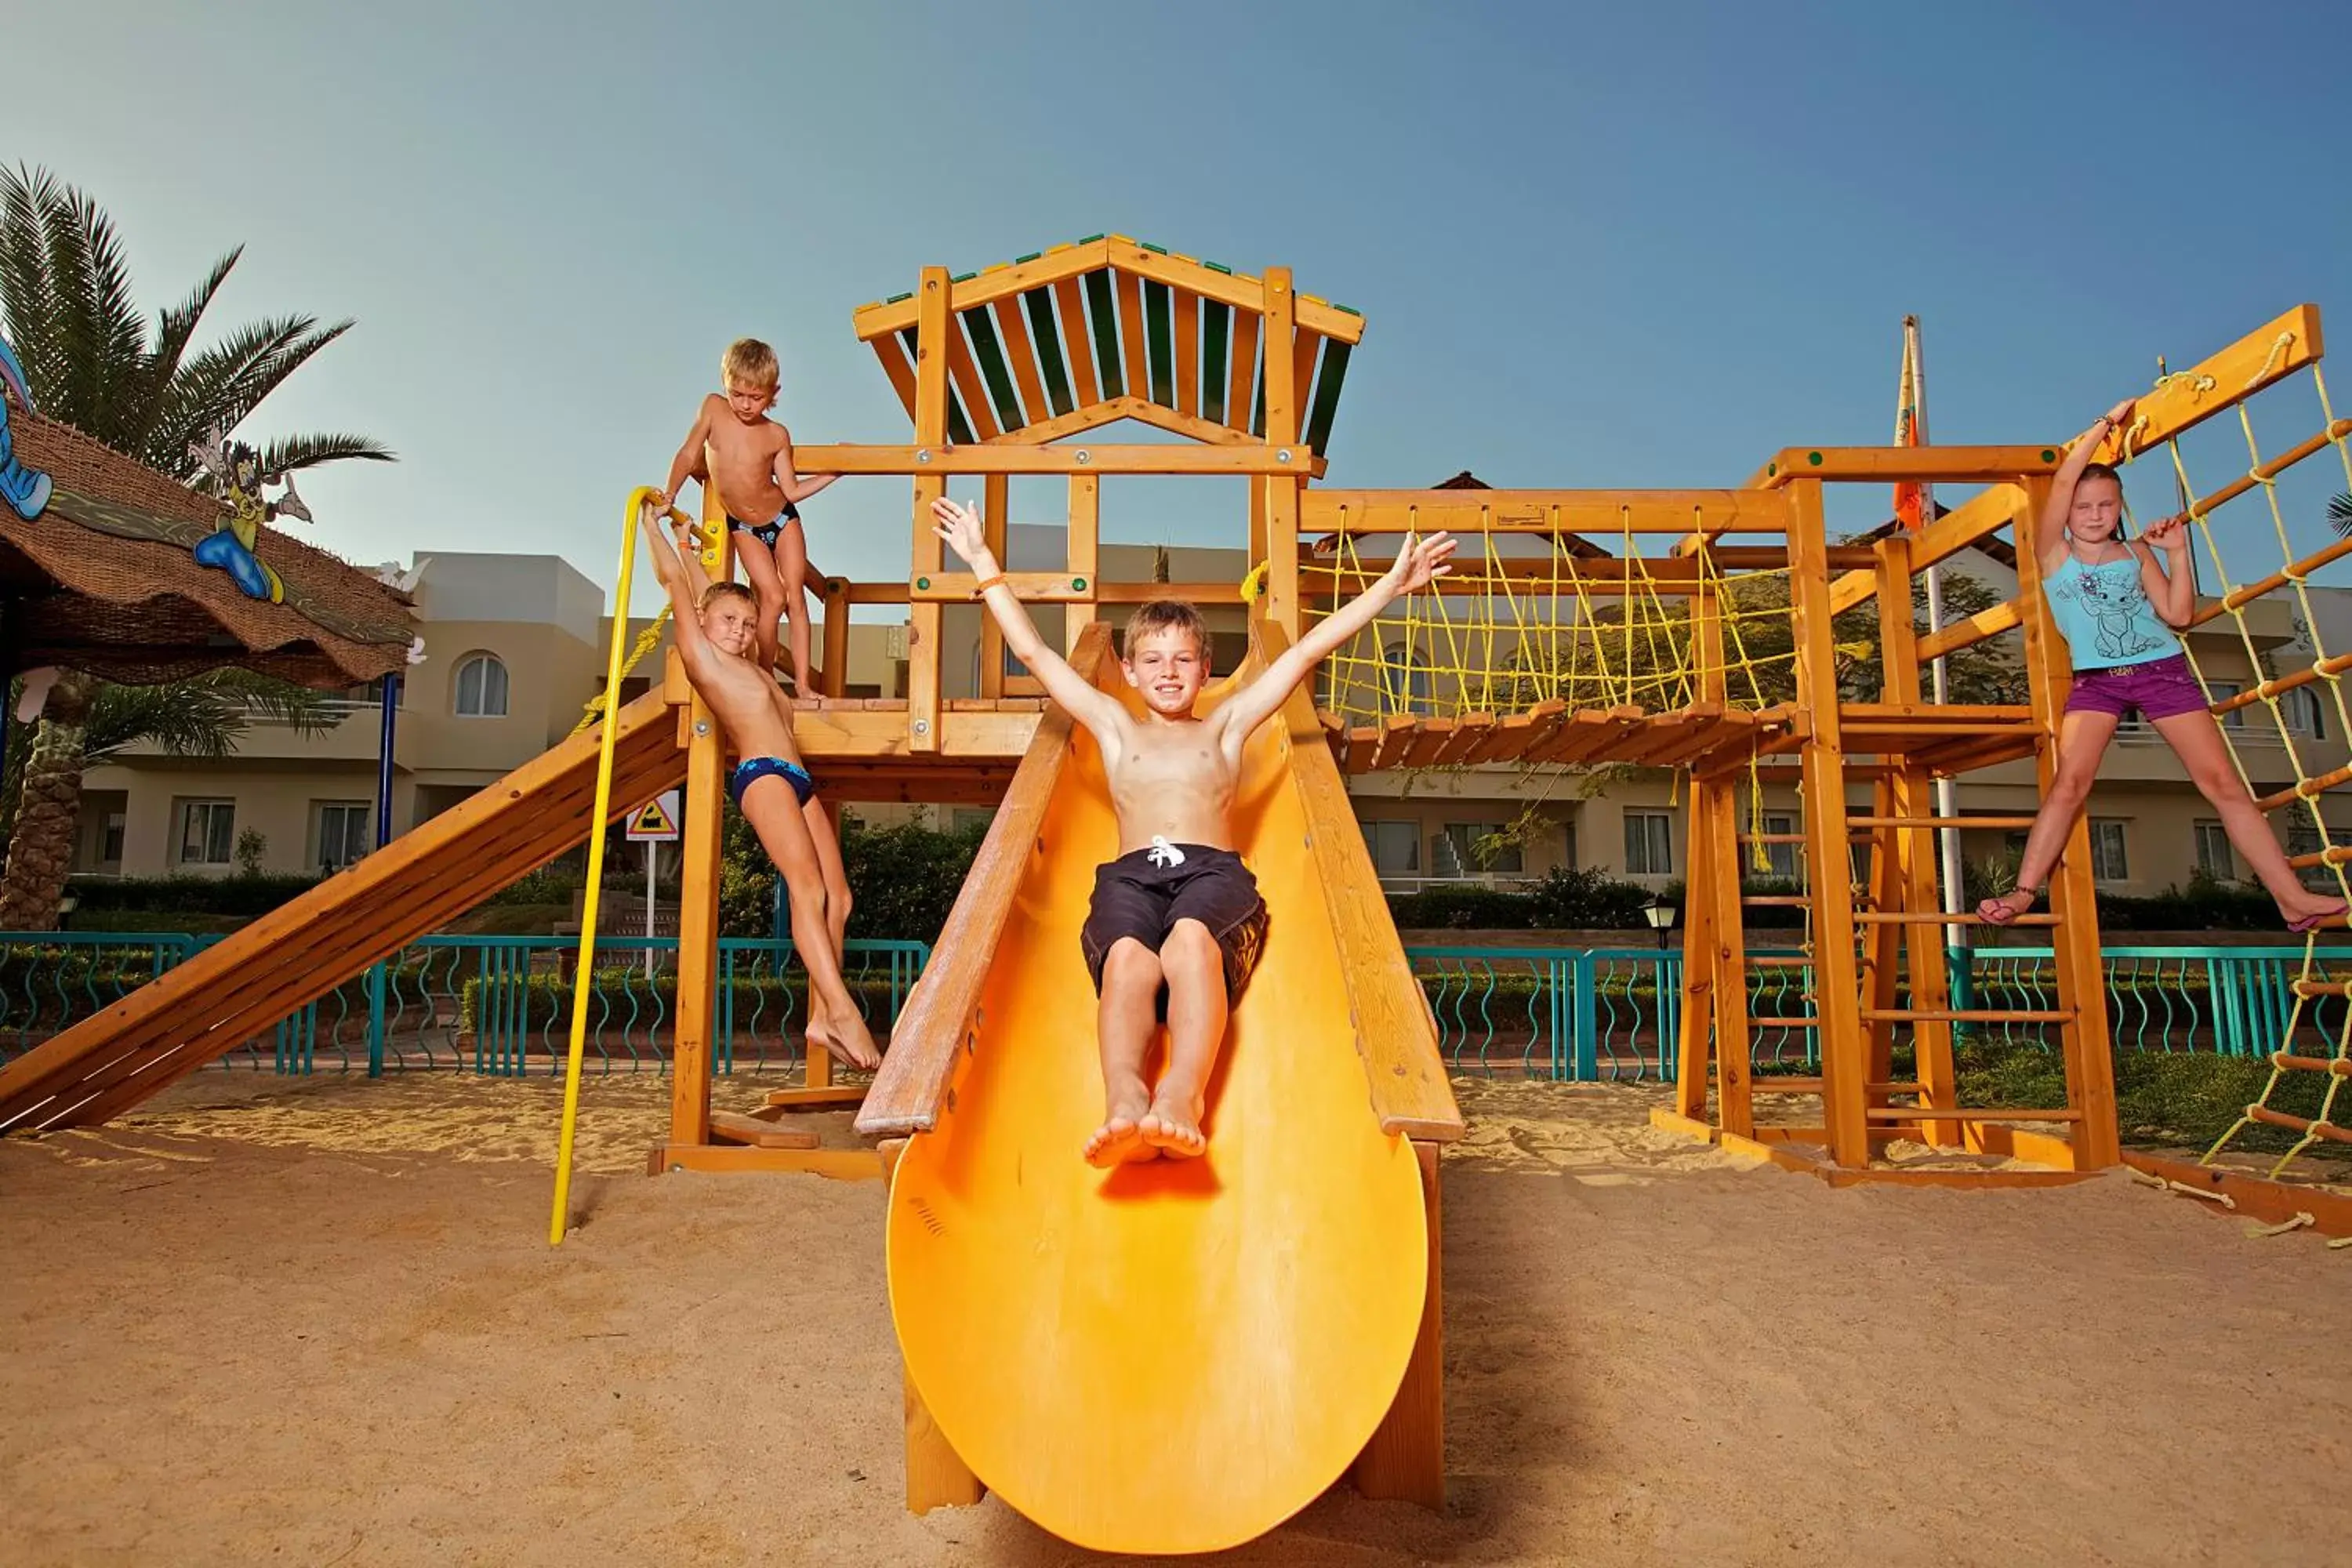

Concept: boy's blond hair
[[1123, 600, 1211, 662], [721, 337, 779, 390], [701, 580, 756, 613]]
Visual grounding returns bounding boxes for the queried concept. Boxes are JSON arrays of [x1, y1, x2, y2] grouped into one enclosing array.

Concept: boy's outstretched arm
[[771, 427, 839, 506], [2038, 397, 2134, 557], [930, 497, 1127, 739], [655, 397, 717, 512], [640, 506, 713, 658], [1214, 531, 1457, 745]]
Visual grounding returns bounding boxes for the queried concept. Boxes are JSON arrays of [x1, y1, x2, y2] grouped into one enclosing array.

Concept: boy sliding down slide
[[932, 495, 1456, 1166], [641, 503, 879, 1069]]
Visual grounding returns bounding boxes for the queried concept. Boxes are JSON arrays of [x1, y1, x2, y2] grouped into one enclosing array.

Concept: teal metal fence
[[2, 934, 2337, 1087], [0, 933, 929, 1080], [1402, 942, 2349, 1083]]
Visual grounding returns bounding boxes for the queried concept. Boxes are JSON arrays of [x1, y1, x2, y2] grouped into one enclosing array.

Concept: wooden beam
[[1918, 598, 2022, 661], [911, 572, 1240, 604], [1228, 306, 1262, 437], [1173, 285, 1200, 417], [1827, 484, 2024, 616], [871, 334, 919, 423], [1066, 473, 1100, 658], [794, 443, 1313, 475], [1305, 489, 1790, 536], [2122, 1150, 2352, 1240], [942, 326, 1002, 443], [852, 241, 1111, 339], [1102, 237, 1366, 343], [1350, 1139, 1445, 1510], [909, 266, 952, 757], [979, 474, 1007, 701], [1749, 445, 2063, 489], [851, 238, 1366, 344], [2102, 303, 2324, 461], [989, 296, 1053, 433], [1263, 267, 1302, 641], [1052, 274, 1102, 409]]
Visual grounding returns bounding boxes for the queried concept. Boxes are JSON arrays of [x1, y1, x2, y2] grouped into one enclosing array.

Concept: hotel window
[[1361, 820, 1420, 877], [1624, 811, 1673, 877], [315, 801, 372, 872], [177, 800, 236, 866], [2088, 818, 2129, 882], [2193, 820, 2234, 880], [455, 653, 510, 717], [1439, 822, 1523, 877]]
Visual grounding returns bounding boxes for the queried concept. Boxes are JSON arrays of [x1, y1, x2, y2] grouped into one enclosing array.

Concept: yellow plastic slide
[[884, 710, 1434, 1553]]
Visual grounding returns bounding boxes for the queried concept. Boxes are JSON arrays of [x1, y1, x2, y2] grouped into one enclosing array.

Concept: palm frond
[[122, 245, 241, 452], [252, 431, 397, 474], [151, 313, 328, 471], [2328, 492, 2352, 540], [83, 668, 342, 762], [0, 165, 68, 394], [40, 181, 147, 437]]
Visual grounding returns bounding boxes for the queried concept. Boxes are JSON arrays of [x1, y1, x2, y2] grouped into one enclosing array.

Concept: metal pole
[[369, 671, 400, 1076], [645, 840, 657, 979]]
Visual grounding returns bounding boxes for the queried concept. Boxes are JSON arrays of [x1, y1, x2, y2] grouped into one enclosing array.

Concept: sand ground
[[2, 1070, 2343, 1567]]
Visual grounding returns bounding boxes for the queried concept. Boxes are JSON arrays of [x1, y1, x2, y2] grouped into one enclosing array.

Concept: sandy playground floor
[[1, 1070, 2344, 1567]]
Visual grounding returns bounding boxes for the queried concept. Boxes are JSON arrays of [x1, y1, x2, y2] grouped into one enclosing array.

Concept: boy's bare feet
[[1140, 1091, 1207, 1160], [1976, 889, 2037, 925], [805, 1011, 880, 1072], [1085, 1082, 1156, 1167]]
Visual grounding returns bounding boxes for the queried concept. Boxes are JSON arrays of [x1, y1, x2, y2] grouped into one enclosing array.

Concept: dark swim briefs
[[1080, 840, 1269, 1019], [726, 499, 802, 552], [729, 755, 815, 810]]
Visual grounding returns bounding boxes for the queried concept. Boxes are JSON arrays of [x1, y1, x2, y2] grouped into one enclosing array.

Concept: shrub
[[65, 873, 321, 916]]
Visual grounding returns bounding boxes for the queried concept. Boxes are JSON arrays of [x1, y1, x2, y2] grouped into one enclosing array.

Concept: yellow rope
[[570, 608, 672, 736]]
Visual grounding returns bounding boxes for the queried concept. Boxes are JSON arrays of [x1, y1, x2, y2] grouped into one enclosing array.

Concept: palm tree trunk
[[0, 673, 93, 929]]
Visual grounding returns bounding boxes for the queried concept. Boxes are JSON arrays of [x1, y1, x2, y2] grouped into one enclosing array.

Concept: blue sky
[[9, 0, 2349, 615]]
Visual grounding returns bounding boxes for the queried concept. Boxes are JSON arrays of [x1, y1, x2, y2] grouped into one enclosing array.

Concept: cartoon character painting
[[0, 338, 54, 522], [187, 426, 311, 602]]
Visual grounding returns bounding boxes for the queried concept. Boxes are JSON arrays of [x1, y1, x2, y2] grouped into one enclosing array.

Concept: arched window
[[1381, 642, 1432, 717], [454, 653, 510, 718]]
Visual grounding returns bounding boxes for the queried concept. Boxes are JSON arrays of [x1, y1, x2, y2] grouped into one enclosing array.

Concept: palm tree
[[0, 165, 393, 928], [2329, 492, 2352, 539], [0, 165, 391, 478]]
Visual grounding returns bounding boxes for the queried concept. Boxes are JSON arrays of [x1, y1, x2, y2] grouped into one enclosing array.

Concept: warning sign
[[626, 789, 682, 842]]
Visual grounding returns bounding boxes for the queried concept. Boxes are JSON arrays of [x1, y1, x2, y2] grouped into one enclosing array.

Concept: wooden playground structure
[[6, 234, 2348, 1550]]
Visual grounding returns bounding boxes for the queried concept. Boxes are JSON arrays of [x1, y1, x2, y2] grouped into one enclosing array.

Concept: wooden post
[[1065, 473, 1100, 658], [1875, 533, 1958, 1141], [822, 577, 850, 699], [1786, 481, 1870, 1166], [882, 1137, 985, 1512], [668, 486, 733, 1151], [1261, 267, 1303, 642], [2013, 477, 2120, 1167], [979, 473, 1008, 699], [1351, 1139, 1443, 1510], [909, 266, 951, 753]]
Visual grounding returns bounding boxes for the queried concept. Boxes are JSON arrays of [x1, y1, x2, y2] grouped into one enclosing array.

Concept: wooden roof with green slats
[[851, 237, 1363, 467]]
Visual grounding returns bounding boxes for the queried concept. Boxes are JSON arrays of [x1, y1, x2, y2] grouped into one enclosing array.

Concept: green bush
[[64, 873, 321, 916], [1952, 1042, 2339, 1157]]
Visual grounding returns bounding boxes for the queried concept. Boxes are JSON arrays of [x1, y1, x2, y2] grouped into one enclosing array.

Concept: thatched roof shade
[[0, 412, 416, 688]]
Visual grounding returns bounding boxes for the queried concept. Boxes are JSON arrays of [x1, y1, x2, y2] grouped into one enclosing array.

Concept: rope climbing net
[[2121, 345, 2352, 1179], [1307, 518, 1813, 724]]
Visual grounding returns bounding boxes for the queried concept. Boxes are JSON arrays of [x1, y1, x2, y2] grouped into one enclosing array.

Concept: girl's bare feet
[[1085, 1080, 1156, 1167], [1140, 1091, 1207, 1160], [1977, 888, 2038, 925], [2281, 890, 2350, 934], [805, 1011, 880, 1072]]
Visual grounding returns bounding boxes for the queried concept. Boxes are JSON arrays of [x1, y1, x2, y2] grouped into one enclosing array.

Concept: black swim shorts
[[1079, 840, 1269, 1018], [726, 499, 802, 551]]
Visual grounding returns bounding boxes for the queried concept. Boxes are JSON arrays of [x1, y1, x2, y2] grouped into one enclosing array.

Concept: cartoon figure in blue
[[0, 338, 55, 521], [2049, 557, 2171, 662], [188, 426, 310, 602]]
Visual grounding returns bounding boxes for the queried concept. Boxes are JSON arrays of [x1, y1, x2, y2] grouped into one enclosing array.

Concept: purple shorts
[[2064, 652, 2209, 722]]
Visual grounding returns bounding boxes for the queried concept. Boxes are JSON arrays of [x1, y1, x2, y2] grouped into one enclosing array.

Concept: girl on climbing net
[[1980, 398, 2347, 931]]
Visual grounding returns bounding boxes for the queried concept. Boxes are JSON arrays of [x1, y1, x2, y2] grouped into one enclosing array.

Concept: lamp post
[[1643, 894, 1676, 950]]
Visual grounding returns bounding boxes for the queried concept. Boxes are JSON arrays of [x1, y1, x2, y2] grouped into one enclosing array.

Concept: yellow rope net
[[2122, 354, 2352, 1180]]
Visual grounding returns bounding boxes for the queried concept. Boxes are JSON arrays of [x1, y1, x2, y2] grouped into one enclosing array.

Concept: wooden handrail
[[855, 622, 1116, 1137], [1262, 620, 1465, 1142]]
